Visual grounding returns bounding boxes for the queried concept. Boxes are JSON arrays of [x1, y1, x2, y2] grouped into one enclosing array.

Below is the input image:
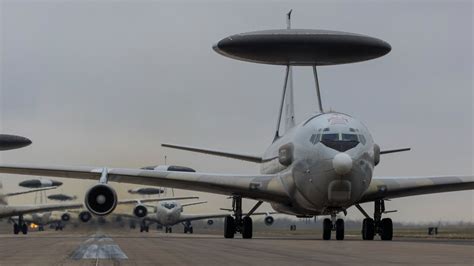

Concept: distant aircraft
[[0, 12, 472, 241], [47, 193, 77, 201], [130, 199, 274, 234], [128, 187, 165, 195], [19, 178, 63, 188], [0, 182, 83, 234], [0, 134, 32, 151]]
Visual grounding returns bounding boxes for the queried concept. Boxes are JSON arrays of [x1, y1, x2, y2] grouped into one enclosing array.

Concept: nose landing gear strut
[[323, 213, 345, 240]]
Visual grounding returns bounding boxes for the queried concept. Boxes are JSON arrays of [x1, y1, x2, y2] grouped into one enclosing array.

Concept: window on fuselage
[[321, 132, 360, 152], [321, 133, 339, 141], [341, 133, 359, 142]]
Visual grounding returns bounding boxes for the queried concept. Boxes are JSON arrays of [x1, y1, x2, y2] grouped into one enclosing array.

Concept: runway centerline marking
[[70, 233, 128, 260]]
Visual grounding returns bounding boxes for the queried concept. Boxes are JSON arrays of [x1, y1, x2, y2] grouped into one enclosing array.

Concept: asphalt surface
[[0, 229, 472, 265]]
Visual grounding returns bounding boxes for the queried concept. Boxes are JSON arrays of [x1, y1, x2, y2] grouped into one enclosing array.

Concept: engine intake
[[133, 205, 148, 218], [79, 211, 92, 222], [264, 216, 274, 226], [84, 184, 117, 216], [61, 213, 71, 222]]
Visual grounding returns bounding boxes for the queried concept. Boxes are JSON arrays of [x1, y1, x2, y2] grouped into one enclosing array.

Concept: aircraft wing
[[0, 164, 290, 203], [178, 211, 275, 223], [118, 197, 199, 205], [0, 202, 84, 219], [359, 175, 474, 203]]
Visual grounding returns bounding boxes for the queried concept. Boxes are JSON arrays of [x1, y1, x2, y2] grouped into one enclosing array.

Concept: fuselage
[[261, 112, 375, 216], [153, 201, 183, 226]]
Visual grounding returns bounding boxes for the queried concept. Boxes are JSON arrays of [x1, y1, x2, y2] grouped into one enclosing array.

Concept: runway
[[0, 230, 472, 265]]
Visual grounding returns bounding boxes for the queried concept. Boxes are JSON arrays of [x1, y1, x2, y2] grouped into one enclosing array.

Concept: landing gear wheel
[[13, 224, 19, 235], [184, 227, 188, 234], [323, 218, 332, 240], [224, 216, 235, 239], [242, 216, 253, 239], [362, 218, 375, 240], [380, 218, 393, 240], [21, 224, 28, 235], [189, 227, 193, 234], [335, 219, 344, 240], [145, 226, 149, 233]]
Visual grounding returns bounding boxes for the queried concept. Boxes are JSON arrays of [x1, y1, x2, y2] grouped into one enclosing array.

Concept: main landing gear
[[322, 214, 345, 240], [165, 226, 172, 233], [140, 220, 149, 233], [13, 215, 28, 235], [183, 221, 193, 234], [224, 196, 261, 239], [356, 199, 393, 241]]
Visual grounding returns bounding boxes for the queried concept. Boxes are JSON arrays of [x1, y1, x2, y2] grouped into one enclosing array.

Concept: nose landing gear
[[322, 214, 345, 240]]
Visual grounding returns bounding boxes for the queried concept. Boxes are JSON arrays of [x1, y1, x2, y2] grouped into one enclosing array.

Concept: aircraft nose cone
[[332, 153, 353, 175]]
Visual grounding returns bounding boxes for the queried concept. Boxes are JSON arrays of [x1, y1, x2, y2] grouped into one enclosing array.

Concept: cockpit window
[[162, 203, 176, 209], [321, 133, 339, 141], [341, 134, 359, 142], [321, 132, 360, 152], [359, 134, 366, 145]]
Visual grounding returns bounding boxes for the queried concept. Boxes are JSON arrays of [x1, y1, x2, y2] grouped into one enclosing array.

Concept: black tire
[[380, 218, 393, 240], [21, 224, 28, 235], [362, 218, 375, 240], [140, 226, 144, 232], [323, 218, 332, 240], [242, 216, 253, 239], [189, 227, 193, 234], [145, 226, 149, 233], [168, 227, 172, 233], [184, 227, 188, 234], [224, 216, 235, 239], [335, 219, 344, 240], [13, 224, 19, 235]]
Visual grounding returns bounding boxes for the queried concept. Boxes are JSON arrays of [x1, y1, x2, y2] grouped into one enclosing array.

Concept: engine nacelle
[[79, 211, 92, 222], [207, 219, 214, 226], [264, 216, 274, 226], [61, 213, 71, 222], [133, 205, 148, 218], [84, 184, 117, 216]]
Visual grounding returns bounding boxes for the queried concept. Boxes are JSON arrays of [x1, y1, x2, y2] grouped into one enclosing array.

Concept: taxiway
[[0, 229, 472, 265]]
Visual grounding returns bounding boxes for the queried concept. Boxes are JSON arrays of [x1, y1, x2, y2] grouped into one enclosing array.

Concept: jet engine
[[133, 204, 148, 218], [79, 211, 92, 222], [61, 213, 71, 222], [264, 216, 274, 226], [207, 219, 214, 226], [84, 184, 117, 216]]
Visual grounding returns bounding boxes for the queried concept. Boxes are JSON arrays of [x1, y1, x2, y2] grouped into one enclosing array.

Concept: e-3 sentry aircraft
[[0, 182, 84, 235], [0, 13, 472, 241], [129, 198, 274, 234]]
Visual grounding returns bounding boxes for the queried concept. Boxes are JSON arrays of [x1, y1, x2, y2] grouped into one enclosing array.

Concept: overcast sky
[[0, 0, 472, 223]]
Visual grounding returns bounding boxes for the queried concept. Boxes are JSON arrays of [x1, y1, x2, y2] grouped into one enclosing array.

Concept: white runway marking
[[71, 234, 128, 260]]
